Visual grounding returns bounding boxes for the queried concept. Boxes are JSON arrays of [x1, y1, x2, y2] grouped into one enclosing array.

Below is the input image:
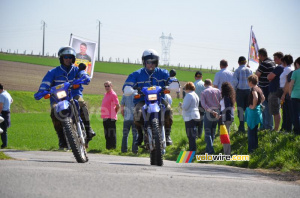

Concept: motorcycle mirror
[[78, 63, 87, 71], [44, 94, 50, 99]]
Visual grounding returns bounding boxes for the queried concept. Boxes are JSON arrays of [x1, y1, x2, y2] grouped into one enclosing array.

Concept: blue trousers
[[282, 96, 293, 132], [185, 120, 198, 151], [197, 103, 205, 138], [292, 98, 300, 135], [121, 120, 138, 153], [204, 112, 218, 154], [260, 87, 273, 130], [236, 89, 250, 132], [248, 125, 258, 153], [261, 100, 273, 130]]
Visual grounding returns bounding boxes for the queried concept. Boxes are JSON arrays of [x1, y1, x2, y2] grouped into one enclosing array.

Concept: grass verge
[[4, 90, 300, 173], [0, 152, 13, 160]]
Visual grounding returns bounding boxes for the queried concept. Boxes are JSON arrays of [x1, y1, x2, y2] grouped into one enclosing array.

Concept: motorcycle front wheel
[[150, 118, 163, 166], [63, 117, 88, 163]]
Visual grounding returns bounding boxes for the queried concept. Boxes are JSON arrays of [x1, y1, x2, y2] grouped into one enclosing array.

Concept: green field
[[1, 54, 300, 172], [0, 53, 216, 82], [3, 90, 300, 172]]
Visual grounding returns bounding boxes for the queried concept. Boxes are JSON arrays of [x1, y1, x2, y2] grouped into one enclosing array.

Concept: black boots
[[165, 128, 173, 146]]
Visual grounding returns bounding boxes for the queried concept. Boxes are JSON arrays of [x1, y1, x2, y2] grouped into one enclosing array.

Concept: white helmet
[[142, 49, 159, 67], [58, 46, 76, 64]]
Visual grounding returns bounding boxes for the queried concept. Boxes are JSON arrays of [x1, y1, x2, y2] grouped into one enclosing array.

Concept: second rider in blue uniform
[[123, 49, 174, 146]]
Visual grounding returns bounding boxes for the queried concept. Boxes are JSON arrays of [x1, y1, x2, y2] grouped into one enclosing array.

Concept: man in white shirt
[[193, 71, 205, 138], [0, 83, 13, 148]]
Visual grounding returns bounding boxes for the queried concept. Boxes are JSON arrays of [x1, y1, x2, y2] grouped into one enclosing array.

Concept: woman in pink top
[[101, 81, 120, 149]]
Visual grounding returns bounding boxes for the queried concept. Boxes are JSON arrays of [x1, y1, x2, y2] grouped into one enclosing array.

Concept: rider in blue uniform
[[123, 49, 174, 146], [37, 46, 95, 149]]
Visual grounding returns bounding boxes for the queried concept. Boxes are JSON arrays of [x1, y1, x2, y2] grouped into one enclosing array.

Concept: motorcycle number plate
[[148, 94, 157, 101], [147, 86, 156, 91]]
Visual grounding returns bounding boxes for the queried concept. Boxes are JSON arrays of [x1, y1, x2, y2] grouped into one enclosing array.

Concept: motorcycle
[[134, 77, 179, 166], [34, 70, 89, 163]]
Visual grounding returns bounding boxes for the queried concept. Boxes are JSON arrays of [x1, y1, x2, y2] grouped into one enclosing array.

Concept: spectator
[[220, 82, 235, 134], [267, 52, 284, 132], [232, 56, 253, 132], [280, 55, 294, 132], [101, 81, 120, 149], [200, 79, 221, 154], [194, 71, 205, 138], [121, 94, 138, 153], [0, 84, 13, 149], [289, 57, 300, 135], [182, 82, 200, 151], [213, 59, 234, 90], [245, 75, 265, 153], [256, 48, 275, 130]]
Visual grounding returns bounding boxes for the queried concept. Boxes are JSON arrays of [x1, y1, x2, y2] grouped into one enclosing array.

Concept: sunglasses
[[63, 55, 73, 59], [146, 60, 157, 64], [104, 85, 110, 87]]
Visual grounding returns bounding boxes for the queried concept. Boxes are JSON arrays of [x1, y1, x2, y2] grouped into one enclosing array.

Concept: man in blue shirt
[[213, 59, 234, 90], [121, 94, 138, 153], [0, 83, 13, 148], [36, 46, 95, 149], [123, 49, 175, 146], [193, 71, 205, 138], [232, 56, 253, 132]]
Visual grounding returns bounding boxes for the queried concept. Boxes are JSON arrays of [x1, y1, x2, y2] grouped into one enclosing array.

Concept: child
[[219, 82, 235, 155], [245, 74, 265, 153]]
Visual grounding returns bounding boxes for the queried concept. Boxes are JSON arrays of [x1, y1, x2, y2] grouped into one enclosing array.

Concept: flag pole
[[69, 33, 73, 46], [248, 26, 253, 64]]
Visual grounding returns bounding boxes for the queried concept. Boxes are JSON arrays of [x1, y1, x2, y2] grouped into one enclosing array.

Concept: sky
[[0, 0, 299, 71]]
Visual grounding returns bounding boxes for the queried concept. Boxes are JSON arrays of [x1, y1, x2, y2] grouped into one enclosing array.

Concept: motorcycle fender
[[55, 100, 70, 113], [147, 103, 160, 113]]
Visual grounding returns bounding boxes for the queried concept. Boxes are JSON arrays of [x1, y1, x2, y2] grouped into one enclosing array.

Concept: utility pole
[[41, 20, 47, 56], [97, 20, 101, 61]]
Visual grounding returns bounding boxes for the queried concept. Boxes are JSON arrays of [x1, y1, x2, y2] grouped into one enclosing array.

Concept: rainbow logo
[[176, 151, 196, 163]]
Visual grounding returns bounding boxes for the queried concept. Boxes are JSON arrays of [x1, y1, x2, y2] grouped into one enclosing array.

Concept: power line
[[160, 33, 173, 66]]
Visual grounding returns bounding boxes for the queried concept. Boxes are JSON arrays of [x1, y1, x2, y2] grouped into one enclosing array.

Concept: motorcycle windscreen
[[147, 103, 160, 113], [55, 100, 70, 112]]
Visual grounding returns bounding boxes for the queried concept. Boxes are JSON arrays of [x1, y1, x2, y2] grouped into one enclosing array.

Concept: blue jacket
[[123, 67, 170, 104], [38, 65, 89, 105]]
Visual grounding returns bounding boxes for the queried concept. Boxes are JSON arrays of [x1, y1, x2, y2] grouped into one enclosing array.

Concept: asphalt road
[[0, 150, 299, 198]]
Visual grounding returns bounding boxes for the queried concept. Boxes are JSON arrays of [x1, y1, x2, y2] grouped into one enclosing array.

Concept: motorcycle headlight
[[56, 91, 67, 99], [148, 94, 157, 101]]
